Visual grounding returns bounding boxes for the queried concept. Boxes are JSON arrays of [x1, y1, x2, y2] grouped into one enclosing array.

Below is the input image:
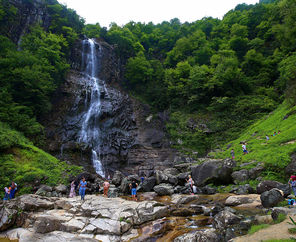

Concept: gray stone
[[55, 184, 67, 194], [191, 158, 236, 186], [112, 171, 125, 186], [174, 228, 220, 242], [213, 210, 241, 230], [36, 185, 53, 196], [260, 188, 284, 208], [231, 169, 249, 184], [257, 180, 290, 197], [153, 183, 174, 196], [0, 206, 17, 232], [141, 176, 156, 192], [107, 187, 119, 198]]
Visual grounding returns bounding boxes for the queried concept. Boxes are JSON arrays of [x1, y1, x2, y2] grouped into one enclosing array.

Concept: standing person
[[69, 181, 76, 198], [3, 187, 10, 201], [103, 180, 110, 197], [273, 131, 277, 136], [140, 175, 145, 184], [186, 175, 194, 195], [242, 143, 248, 155], [78, 177, 87, 201], [289, 176, 296, 196], [129, 180, 138, 201], [266, 135, 270, 141], [231, 149, 235, 160], [10, 182, 16, 199]]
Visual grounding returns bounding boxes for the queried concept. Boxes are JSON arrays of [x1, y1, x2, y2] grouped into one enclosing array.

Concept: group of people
[[266, 130, 281, 141], [3, 181, 17, 201]]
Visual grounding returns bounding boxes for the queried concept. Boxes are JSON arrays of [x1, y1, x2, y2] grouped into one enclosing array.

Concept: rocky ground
[[1, 191, 296, 242]]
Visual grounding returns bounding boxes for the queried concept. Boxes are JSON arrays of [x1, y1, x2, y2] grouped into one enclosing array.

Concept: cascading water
[[79, 38, 105, 177]]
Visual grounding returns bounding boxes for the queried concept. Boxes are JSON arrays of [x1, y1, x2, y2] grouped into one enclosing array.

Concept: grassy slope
[[0, 122, 82, 196], [212, 103, 296, 183]]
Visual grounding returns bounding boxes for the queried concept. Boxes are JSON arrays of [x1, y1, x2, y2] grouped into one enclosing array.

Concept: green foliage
[[0, 124, 82, 198], [274, 213, 287, 224], [248, 224, 270, 234]]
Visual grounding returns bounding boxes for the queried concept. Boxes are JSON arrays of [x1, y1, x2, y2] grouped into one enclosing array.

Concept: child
[[288, 175, 296, 196], [231, 149, 235, 159], [3, 187, 10, 201]]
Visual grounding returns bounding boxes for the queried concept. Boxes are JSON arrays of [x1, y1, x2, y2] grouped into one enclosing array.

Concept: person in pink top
[[103, 180, 110, 197]]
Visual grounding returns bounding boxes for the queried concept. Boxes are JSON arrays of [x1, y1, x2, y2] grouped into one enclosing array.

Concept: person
[[69, 181, 76, 198], [10, 182, 17, 199], [231, 149, 235, 160], [129, 180, 138, 201], [278, 130, 281, 135], [78, 177, 87, 201], [103, 180, 110, 197], [289, 176, 296, 196], [186, 175, 195, 195], [3, 187, 10, 201], [140, 175, 145, 184], [242, 143, 248, 154], [273, 131, 277, 136], [266, 135, 270, 141]]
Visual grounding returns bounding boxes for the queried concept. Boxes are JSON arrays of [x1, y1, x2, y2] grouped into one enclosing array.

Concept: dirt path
[[233, 215, 296, 242]]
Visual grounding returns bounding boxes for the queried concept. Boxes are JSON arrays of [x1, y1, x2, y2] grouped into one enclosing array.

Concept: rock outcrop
[[0, 194, 169, 241]]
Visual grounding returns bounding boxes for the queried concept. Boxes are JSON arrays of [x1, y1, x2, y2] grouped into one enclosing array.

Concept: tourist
[[140, 175, 145, 184], [289, 175, 296, 196], [266, 135, 269, 141], [69, 181, 76, 198], [78, 177, 87, 201], [278, 130, 281, 134], [103, 180, 110, 197], [242, 143, 248, 154], [186, 175, 194, 195], [273, 131, 277, 136], [129, 180, 138, 201], [3, 187, 10, 201], [231, 149, 235, 160], [10, 181, 17, 199]]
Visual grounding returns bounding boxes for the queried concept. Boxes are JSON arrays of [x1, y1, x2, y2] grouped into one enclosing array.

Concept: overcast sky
[[58, 0, 259, 28]]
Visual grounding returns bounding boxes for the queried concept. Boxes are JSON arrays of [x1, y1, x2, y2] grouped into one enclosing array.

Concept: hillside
[[212, 103, 296, 183]]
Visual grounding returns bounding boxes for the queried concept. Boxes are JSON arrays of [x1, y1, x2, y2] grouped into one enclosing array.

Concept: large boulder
[[0, 205, 18, 231], [119, 175, 140, 194], [153, 183, 174, 196], [230, 184, 254, 195], [155, 170, 178, 185], [174, 228, 221, 242], [191, 158, 236, 186], [163, 168, 179, 176], [177, 172, 190, 186], [54, 185, 67, 194], [249, 163, 264, 179], [112, 170, 125, 186], [260, 188, 284, 208], [141, 177, 156, 192], [285, 153, 296, 176], [256, 180, 290, 197], [213, 210, 241, 230], [231, 169, 249, 184], [35, 185, 53, 196]]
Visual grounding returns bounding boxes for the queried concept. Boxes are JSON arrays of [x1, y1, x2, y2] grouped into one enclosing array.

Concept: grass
[[0, 122, 82, 197], [212, 103, 296, 182], [274, 213, 287, 224], [248, 224, 270, 235], [288, 228, 296, 234], [263, 240, 296, 242]]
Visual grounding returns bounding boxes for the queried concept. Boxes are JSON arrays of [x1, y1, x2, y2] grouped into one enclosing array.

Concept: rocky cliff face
[[1, 0, 51, 44], [43, 39, 178, 176]]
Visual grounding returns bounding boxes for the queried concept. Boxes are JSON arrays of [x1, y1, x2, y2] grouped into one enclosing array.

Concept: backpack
[[288, 199, 295, 205]]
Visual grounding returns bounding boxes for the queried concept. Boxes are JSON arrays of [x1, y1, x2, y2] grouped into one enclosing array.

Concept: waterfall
[[79, 38, 105, 177]]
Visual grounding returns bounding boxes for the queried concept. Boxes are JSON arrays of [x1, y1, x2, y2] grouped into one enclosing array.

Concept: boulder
[[0, 206, 18, 231], [155, 170, 177, 185], [174, 185, 192, 194], [174, 228, 221, 242], [174, 163, 191, 173], [231, 184, 254, 195], [112, 170, 125, 186], [201, 185, 217, 195], [107, 187, 119, 198], [256, 180, 290, 197], [141, 177, 156, 192], [191, 158, 236, 186], [225, 195, 258, 206], [231, 169, 249, 184], [213, 210, 241, 230], [153, 183, 174, 196], [260, 188, 284, 208], [119, 175, 140, 194], [249, 163, 264, 179], [285, 153, 296, 176], [18, 195, 54, 211], [35, 185, 53, 196], [171, 194, 199, 206], [163, 168, 179, 176], [55, 185, 67, 194], [177, 172, 190, 186], [34, 214, 68, 233]]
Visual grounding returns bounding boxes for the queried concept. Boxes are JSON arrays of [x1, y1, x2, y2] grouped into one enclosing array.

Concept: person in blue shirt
[[78, 177, 87, 200]]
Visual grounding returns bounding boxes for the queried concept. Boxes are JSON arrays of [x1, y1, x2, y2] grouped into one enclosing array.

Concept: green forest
[[0, 0, 296, 190]]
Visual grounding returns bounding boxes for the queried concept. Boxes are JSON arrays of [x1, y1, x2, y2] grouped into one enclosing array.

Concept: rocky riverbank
[[1, 191, 296, 242]]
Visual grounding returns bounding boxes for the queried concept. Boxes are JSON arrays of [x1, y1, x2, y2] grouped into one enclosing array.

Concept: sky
[[59, 0, 259, 28]]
